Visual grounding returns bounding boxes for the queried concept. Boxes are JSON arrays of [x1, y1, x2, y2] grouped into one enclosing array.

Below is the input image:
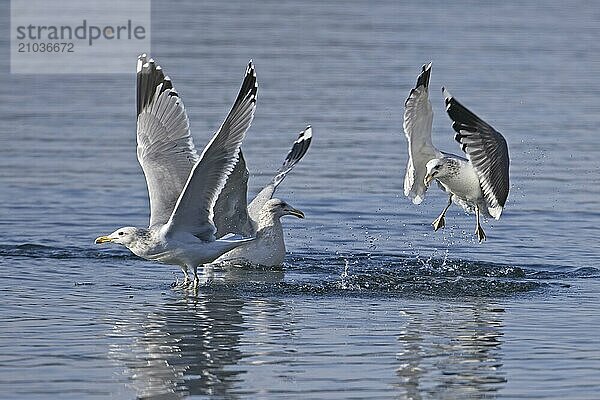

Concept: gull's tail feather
[[272, 125, 313, 188], [216, 233, 256, 253], [218, 233, 255, 243]]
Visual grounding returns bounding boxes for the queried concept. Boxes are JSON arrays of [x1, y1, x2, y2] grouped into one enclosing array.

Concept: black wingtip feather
[[136, 54, 175, 117], [405, 62, 432, 107], [283, 126, 312, 168], [271, 126, 313, 187], [232, 60, 258, 110], [444, 88, 486, 139], [416, 62, 432, 89]]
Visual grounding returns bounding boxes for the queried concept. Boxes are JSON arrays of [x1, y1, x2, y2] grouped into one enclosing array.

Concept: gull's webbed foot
[[433, 196, 452, 232], [476, 224, 487, 243], [474, 205, 486, 243], [432, 215, 445, 231]]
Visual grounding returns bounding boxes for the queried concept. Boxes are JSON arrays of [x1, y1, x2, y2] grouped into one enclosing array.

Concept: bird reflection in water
[[107, 266, 286, 399], [395, 302, 506, 398]]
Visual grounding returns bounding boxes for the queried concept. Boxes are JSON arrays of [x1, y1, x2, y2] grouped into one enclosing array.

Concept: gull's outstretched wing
[[213, 150, 254, 238], [166, 61, 258, 240], [247, 126, 312, 221], [136, 54, 200, 228], [443, 87, 509, 219], [403, 63, 443, 204]]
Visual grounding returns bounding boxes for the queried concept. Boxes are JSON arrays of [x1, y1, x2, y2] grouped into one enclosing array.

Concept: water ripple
[[1, 243, 593, 300]]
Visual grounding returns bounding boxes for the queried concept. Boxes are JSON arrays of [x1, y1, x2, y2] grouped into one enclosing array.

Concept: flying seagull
[[403, 63, 509, 242], [211, 126, 312, 266], [95, 54, 258, 286]]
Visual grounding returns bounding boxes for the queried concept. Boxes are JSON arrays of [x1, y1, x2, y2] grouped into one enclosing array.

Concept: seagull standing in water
[[403, 63, 510, 242], [212, 126, 312, 266], [95, 55, 258, 286]]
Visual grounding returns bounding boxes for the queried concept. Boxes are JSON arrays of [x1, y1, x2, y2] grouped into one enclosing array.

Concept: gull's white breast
[[438, 160, 483, 209], [215, 224, 285, 267]]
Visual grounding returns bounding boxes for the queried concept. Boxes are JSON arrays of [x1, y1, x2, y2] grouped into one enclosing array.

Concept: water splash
[[0, 243, 593, 298]]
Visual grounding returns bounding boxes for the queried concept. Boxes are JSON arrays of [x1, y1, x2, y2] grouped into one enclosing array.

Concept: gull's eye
[[118, 232, 124, 236]]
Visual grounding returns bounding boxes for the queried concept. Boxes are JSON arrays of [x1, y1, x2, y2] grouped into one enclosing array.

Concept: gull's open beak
[[94, 235, 113, 244], [287, 207, 305, 219], [424, 173, 434, 186]]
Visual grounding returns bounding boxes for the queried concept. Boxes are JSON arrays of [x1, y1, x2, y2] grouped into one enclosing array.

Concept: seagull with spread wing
[[403, 63, 510, 242], [211, 126, 312, 267], [95, 54, 258, 286]]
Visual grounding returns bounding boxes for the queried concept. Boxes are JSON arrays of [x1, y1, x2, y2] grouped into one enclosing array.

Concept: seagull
[[211, 126, 312, 266], [403, 63, 510, 242], [214, 198, 305, 267], [95, 54, 258, 286]]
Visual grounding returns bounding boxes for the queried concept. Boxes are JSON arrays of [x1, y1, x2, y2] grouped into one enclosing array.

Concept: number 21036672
[[18, 42, 75, 53]]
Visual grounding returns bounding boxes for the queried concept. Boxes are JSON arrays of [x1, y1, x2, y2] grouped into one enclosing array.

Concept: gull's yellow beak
[[94, 236, 113, 244], [287, 207, 305, 219], [424, 173, 434, 186]]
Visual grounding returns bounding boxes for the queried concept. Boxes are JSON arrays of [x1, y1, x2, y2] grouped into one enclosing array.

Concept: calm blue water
[[1, 1, 599, 398]]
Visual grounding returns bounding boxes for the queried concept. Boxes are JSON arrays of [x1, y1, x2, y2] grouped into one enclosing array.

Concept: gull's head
[[263, 198, 305, 219], [424, 158, 448, 186], [95, 227, 139, 247]]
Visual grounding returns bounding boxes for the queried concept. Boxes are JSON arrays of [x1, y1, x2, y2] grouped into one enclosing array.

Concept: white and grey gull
[[403, 63, 510, 242], [212, 126, 312, 267], [95, 54, 258, 286]]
